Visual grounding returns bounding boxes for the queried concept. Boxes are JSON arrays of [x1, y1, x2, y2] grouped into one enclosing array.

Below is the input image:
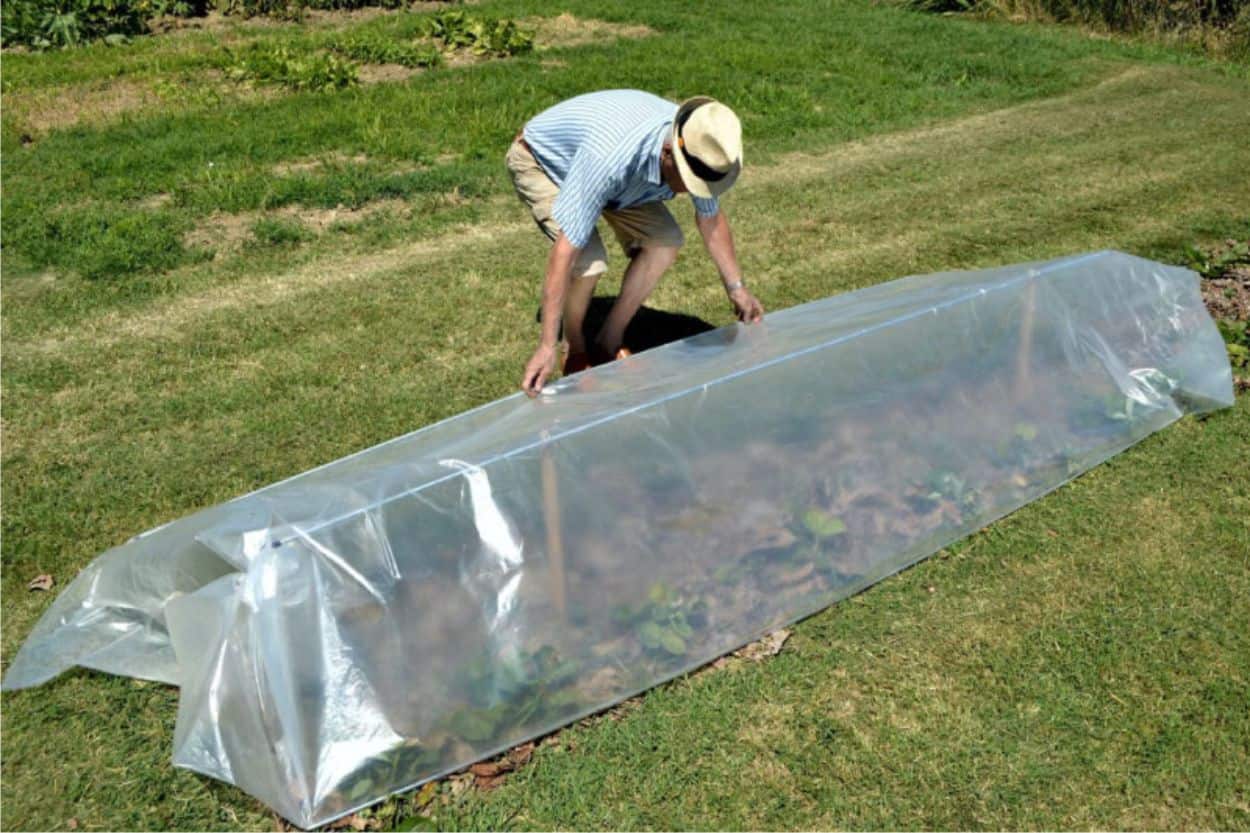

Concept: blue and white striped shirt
[[522, 90, 721, 249]]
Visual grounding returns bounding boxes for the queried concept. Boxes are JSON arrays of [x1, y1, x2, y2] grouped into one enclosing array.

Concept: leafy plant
[[225, 43, 358, 91], [0, 0, 211, 48], [327, 32, 442, 68], [1013, 421, 1039, 442], [1185, 240, 1250, 280], [922, 469, 983, 517], [420, 10, 534, 56], [1225, 342, 1249, 369], [444, 645, 582, 744], [614, 582, 708, 658], [1218, 320, 1249, 368], [801, 508, 846, 539], [2, 0, 147, 48]]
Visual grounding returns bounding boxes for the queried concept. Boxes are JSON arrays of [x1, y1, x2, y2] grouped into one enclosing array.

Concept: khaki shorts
[[505, 138, 684, 279]]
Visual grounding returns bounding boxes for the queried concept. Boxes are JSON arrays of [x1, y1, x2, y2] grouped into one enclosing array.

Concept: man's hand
[[521, 343, 558, 398], [730, 286, 764, 324]]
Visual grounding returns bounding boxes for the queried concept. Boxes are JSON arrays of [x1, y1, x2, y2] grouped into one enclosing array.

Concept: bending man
[[506, 89, 764, 396]]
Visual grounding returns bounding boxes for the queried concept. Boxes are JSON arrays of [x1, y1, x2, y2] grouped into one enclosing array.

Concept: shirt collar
[[646, 121, 670, 186]]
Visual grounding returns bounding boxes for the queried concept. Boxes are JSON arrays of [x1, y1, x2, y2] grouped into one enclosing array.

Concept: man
[[506, 89, 764, 397]]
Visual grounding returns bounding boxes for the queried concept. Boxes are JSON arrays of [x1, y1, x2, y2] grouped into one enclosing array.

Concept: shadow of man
[[575, 296, 716, 356]]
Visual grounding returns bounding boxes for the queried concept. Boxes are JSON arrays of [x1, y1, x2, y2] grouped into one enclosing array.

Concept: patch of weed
[[225, 42, 358, 90], [420, 9, 534, 56], [250, 215, 312, 246], [326, 31, 442, 68], [13, 205, 204, 280]]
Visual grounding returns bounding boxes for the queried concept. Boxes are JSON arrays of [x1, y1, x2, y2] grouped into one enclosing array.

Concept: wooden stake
[[1014, 278, 1037, 403], [540, 436, 567, 620]]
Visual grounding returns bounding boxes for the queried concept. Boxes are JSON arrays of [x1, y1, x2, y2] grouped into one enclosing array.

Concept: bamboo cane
[[1014, 278, 1037, 403], [540, 434, 568, 620]]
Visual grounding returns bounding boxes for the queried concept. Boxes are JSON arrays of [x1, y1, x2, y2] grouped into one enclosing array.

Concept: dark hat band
[[677, 104, 729, 184]]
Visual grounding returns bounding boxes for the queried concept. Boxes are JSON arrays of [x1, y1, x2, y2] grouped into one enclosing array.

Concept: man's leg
[[595, 245, 679, 356], [560, 230, 609, 365], [505, 137, 608, 367], [597, 203, 684, 356], [562, 269, 599, 356]]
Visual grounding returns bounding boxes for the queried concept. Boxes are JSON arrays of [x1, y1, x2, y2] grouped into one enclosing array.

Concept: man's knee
[[634, 243, 681, 270], [648, 223, 685, 254]]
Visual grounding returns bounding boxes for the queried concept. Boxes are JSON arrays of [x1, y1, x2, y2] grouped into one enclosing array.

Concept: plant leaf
[[1014, 422, 1039, 441], [802, 509, 846, 539], [659, 629, 687, 656], [639, 621, 664, 650]]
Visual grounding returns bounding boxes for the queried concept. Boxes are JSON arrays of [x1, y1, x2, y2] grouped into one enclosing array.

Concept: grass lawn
[[2, 0, 1248, 829]]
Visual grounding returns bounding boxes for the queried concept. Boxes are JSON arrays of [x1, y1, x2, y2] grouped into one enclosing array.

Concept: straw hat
[[672, 97, 742, 200]]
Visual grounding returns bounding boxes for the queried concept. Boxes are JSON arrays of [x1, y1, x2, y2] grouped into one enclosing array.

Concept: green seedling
[[802, 508, 846, 539], [1228, 342, 1249, 369], [1013, 422, 1039, 442], [1185, 240, 1250, 279], [924, 470, 982, 518], [621, 582, 703, 658], [446, 644, 583, 744]]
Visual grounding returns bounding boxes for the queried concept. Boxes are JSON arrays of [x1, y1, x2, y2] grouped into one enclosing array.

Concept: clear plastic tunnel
[[2, 251, 1234, 827]]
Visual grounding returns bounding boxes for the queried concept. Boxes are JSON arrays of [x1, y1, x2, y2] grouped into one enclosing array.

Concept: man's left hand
[[730, 286, 764, 324]]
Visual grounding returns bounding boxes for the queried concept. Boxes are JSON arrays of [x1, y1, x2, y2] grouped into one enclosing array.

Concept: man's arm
[[695, 210, 763, 323], [521, 232, 581, 397]]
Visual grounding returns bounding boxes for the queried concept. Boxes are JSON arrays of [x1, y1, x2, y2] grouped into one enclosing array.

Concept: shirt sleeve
[[691, 195, 720, 217], [552, 150, 616, 249]]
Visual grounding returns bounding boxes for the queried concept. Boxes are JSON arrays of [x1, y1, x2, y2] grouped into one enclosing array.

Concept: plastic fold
[[3, 251, 1234, 828]]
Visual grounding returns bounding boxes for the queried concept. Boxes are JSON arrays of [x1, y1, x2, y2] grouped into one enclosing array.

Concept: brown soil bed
[[5, 78, 164, 137], [182, 198, 412, 258], [1199, 252, 1250, 323], [524, 13, 656, 49], [1195, 239, 1249, 394]]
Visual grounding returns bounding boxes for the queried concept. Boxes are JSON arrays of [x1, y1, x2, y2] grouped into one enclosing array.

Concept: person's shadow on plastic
[[578, 296, 715, 354]]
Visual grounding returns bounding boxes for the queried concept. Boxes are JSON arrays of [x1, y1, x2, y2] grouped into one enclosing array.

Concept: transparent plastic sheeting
[[3, 251, 1233, 827]]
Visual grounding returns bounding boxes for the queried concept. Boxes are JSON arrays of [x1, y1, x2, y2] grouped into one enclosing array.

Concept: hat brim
[[672, 97, 742, 201]]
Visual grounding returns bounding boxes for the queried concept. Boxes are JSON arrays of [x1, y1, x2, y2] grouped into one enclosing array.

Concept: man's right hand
[[521, 343, 558, 398]]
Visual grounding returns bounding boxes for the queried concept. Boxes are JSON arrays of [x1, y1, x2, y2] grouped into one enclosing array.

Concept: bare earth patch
[[1197, 240, 1250, 322], [148, 3, 459, 36], [139, 192, 174, 209], [6, 72, 274, 137], [147, 10, 287, 35], [5, 78, 163, 137], [357, 63, 424, 85], [270, 151, 426, 177], [182, 211, 259, 258], [271, 152, 370, 176], [183, 199, 414, 258], [288, 198, 411, 232], [525, 13, 657, 49]]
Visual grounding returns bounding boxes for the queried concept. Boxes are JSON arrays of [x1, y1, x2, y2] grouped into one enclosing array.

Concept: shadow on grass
[[540, 295, 716, 355]]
